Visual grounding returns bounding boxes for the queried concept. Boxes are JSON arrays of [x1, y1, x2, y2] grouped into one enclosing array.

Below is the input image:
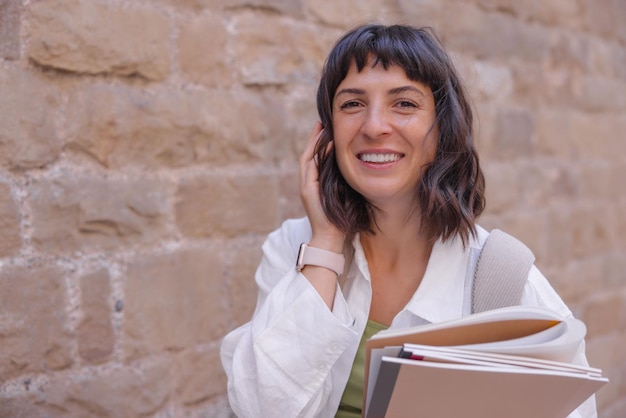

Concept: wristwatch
[[296, 243, 345, 277]]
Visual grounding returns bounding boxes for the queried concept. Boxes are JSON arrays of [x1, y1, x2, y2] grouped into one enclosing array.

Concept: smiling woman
[[220, 24, 597, 418]]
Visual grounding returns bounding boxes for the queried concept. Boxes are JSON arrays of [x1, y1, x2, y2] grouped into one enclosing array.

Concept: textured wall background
[[0, 0, 624, 417]]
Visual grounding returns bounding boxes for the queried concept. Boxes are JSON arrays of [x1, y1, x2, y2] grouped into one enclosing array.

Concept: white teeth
[[359, 153, 402, 163]]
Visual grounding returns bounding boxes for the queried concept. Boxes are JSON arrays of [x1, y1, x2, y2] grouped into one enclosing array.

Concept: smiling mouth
[[358, 153, 404, 163]]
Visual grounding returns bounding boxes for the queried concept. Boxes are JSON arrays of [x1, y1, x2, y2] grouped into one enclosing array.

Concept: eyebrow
[[334, 85, 427, 100]]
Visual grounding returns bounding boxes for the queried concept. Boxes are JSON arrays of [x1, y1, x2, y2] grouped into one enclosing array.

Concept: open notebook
[[363, 305, 607, 418]]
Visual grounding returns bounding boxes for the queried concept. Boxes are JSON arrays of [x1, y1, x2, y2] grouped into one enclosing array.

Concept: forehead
[[335, 60, 432, 95]]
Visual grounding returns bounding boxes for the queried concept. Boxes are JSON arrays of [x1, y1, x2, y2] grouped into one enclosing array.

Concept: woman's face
[[331, 60, 438, 208]]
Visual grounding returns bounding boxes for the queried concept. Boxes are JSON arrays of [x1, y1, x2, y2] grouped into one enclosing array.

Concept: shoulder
[[468, 224, 490, 251]]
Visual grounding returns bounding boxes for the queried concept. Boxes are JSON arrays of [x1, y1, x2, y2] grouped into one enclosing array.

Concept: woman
[[221, 24, 596, 418]]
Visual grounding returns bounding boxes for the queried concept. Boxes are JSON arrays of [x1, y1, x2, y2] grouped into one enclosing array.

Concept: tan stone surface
[[583, 293, 625, 339], [0, 64, 61, 170], [122, 248, 229, 362], [0, 182, 21, 257], [26, 0, 170, 80], [231, 12, 337, 85], [178, 14, 232, 88], [491, 107, 535, 159], [0, 0, 21, 60], [0, 392, 46, 418], [78, 269, 115, 364], [0, 264, 72, 381], [65, 85, 286, 168], [156, 0, 304, 15], [175, 173, 279, 238], [28, 174, 171, 254], [175, 346, 227, 405], [43, 359, 172, 417], [228, 236, 265, 327]]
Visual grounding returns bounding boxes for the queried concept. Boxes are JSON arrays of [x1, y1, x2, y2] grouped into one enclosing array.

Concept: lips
[[358, 152, 404, 163]]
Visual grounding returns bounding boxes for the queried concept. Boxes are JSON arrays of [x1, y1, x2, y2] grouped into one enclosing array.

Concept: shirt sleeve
[[521, 265, 598, 418], [220, 219, 360, 418]]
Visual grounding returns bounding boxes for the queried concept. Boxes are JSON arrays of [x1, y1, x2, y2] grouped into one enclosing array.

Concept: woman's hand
[[299, 122, 346, 309], [299, 122, 345, 254]]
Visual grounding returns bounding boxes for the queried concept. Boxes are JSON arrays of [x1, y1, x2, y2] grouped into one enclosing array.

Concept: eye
[[339, 100, 362, 110], [396, 100, 418, 109]]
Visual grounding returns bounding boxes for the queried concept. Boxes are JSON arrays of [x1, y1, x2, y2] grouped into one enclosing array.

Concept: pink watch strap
[[296, 243, 345, 276]]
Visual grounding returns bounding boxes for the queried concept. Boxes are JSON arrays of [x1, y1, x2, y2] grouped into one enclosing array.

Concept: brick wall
[[0, 0, 624, 416]]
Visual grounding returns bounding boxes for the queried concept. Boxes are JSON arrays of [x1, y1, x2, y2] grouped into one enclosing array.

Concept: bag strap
[[471, 229, 535, 314]]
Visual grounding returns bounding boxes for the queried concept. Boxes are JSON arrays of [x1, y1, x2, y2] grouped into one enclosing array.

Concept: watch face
[[296, 243, 307, 272]]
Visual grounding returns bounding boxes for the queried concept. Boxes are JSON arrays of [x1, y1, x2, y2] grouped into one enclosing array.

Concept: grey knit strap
[[471, 229, 535, 314]]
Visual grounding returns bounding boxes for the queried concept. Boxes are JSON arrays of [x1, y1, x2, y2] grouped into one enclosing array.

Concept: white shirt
[[221, 217, 597, 418]]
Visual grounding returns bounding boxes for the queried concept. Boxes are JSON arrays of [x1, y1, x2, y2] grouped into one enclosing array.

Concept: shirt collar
[[403, 235, 469, 324], [350, 231, 478, 325]]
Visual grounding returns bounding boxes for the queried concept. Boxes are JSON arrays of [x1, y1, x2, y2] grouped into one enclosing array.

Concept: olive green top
[[336, 320, 389, 418]]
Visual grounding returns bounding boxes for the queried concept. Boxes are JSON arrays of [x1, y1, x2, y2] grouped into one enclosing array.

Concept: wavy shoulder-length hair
[[315, 23, 485, 246]]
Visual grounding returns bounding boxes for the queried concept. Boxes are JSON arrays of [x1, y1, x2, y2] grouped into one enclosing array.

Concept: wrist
[[296, 243, 345, 277], [309, 233, 345, 254]]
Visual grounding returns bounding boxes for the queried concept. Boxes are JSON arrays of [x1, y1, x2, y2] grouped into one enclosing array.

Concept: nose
[[361, 105, 392, 139]]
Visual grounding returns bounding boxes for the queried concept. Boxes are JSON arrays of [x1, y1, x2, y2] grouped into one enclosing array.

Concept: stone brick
[[0, 0, 21, 60], [613, 40, 626, 80], [570, 205, 613, 258], [472, 61, 514, 102], [577, 161, 612, 201], [0, 392, 47, 418], [482, 161, 522, 214], [28, 174, 171, 254], [490, 107, 535, 160], [520, 160, 576, 209], [0, 64, 61, 170], [0, 182, 21, 257], [533, 0, 584, 29], [278, 169, 305, 221], [496, 210, 547, 264], [175, 173, 279, 238], [606, 253, 626, 293], [65, 84, 289, 168], [572, 76, 626, 113], [546, 257, 607, 307], [175, 346, 226, 405], [306, 0, 403, 28], [228, 236, 265, 326], [122, 248, 229, 362], [178, 13, 232, 88], [155, 0, 304, 15], [535, 109, 576, 158], [77, 269, 114, 364], [43, 359, 172, 416], [280, 83, 321, 161], [477, 0, 584, 29], [396, 0, 444, 29], [582, 293, 625, 338], [231, 12, 338, 85], [544, 207, 577, 268], [585, 333, 626, 411], [440, 2, 551, 62], [0, 264, 72, 381], [581, 0, 621, 40], [26, 0, 169, 80]]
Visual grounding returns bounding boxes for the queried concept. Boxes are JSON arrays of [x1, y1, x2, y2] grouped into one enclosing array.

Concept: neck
[[360, 204, 433, 273]]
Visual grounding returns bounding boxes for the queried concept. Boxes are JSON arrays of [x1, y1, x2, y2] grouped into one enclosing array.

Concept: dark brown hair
[[315, 24, 485, 245]]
